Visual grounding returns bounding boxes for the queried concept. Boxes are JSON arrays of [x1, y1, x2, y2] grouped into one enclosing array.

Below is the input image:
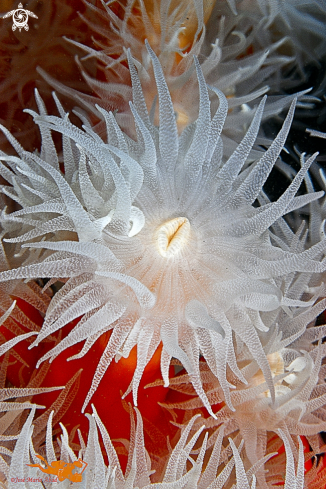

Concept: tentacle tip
[[227, 401, 236, 412]]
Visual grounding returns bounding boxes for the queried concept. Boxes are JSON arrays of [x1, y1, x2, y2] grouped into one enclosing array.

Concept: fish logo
[[27, 454, 88, 483], [1, 3, 38, 32]]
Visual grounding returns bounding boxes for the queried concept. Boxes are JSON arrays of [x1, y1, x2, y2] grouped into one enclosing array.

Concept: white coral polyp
[[4, 407, 306, 489], [0, 42, 325, 418]]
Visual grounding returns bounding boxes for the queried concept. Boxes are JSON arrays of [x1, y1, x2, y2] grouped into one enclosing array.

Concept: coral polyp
[[0, 42, 325, 425], [5, 406, 310, 489], [0, 1, 326, 486]]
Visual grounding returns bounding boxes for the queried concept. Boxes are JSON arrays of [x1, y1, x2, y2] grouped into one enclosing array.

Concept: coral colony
[[0, 0, 326, 488]]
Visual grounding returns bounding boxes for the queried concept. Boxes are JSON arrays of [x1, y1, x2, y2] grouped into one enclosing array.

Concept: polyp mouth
[[156, 217, 191, 258]]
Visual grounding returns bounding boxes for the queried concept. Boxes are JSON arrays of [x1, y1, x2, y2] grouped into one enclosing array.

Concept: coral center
[[156, 217, 190, 258], [252, 352, 285, 398]]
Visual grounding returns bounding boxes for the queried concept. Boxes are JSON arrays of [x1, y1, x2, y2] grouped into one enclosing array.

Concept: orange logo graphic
[[27, 454, 87, 482]]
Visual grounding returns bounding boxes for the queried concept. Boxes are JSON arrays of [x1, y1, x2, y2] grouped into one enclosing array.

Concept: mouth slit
[[156, 217, 190, 257]]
